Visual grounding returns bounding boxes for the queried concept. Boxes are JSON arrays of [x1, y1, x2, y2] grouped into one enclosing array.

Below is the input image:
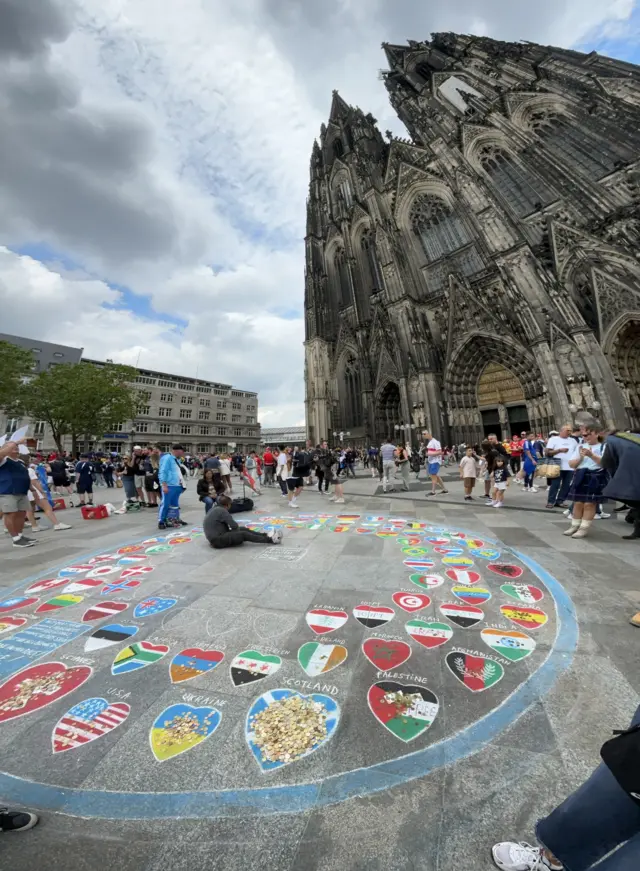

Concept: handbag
[[115, 478, 123, 488], [600, 721, 640, 807], [537, 457, 561, 478]]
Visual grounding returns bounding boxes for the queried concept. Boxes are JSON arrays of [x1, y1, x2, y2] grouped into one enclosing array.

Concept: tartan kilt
[[568, 468, 608, 503]]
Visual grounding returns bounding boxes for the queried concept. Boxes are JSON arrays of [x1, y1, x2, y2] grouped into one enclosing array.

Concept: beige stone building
[[304, 33, 640, 447]]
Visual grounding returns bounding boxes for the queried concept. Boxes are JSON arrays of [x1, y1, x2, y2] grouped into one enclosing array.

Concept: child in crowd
[[491, 456, 512, 508], [459, 446, 479, 501]]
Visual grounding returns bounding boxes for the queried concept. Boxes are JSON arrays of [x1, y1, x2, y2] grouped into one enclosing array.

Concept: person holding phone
[[545, 424, 579, 509]]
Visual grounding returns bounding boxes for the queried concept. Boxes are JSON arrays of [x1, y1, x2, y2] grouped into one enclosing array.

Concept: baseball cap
[[133, 445, 142, 450]]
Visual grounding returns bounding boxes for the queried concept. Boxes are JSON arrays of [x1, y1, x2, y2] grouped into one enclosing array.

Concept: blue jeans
[[202, 496, 215, 513], [548, 469, 573, 506], [537, 705, 640, 870], [158, 485, 182, 523], [122, 476, 137, 501]]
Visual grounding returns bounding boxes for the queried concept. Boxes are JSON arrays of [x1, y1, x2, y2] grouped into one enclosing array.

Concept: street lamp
[[333, 430, 351, 444], [395, 423, 417, 444]]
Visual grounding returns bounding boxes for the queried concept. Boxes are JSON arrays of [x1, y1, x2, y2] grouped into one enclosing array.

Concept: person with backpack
[[287, 440, 313, 509]]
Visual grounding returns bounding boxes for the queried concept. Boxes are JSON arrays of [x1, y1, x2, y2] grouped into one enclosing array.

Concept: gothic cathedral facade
[[304, 33, 640, 447]]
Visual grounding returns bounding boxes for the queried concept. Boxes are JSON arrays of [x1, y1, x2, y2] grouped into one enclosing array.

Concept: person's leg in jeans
[[202, 496, 215, 513], [556, 470, 574, 506], [210, 529, 274, 548], [158, 484, 182, 524], [547, 474, 562, 507], [383, 461, 395, 492]]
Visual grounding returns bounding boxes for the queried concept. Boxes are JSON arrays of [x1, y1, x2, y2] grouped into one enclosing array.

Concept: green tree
[[0, 340, 34, 411], [19, 362, 144, 454]]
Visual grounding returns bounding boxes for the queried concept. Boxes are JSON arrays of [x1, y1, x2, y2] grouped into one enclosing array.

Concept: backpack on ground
[[229, 496, 254, 513]]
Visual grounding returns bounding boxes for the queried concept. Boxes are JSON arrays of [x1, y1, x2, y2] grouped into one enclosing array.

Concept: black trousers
[[316, 469, 329, 491], [510, 456, 521, 474], [208, 529, 272, 549]]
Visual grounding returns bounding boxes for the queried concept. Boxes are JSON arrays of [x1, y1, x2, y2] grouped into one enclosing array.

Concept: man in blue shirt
[[158, 444, 187, 530], [0, 438, 35, 548]]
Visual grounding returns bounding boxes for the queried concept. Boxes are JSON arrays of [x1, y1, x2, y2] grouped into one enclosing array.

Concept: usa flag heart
[[52, 698, 130, 753]]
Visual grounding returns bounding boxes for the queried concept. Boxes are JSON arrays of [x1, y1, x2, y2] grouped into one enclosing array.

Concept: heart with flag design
[[246, 689, 340, 771], [111, 642, 169, 675], [424, 537, 450, 545], [117, 545, 145, 555], [392, 592, 431, 613], [487, 563, 524, 579], [500, 584, 544, 604], [375, 529, 399, 538], [434, 546, 464, 556], [118, 556, 149, 566], [145, 545, 173, 554], [396, 536, 423, 546], [405, 619, 453, 649], [297, 642, 347, 677], [170, 648, 225, 684], [446, 651, 504, 692], [355, 527, 375, 535], [0, 616, 27, 635], [133, 597, 177, 619], [469, 547, 501, 561], [150, 704, 221, 761], [481, 628, 536, 662], [463, 538, 485, 549], [368, 681, 439, 742], [305, 608, 348, 635], [401, 546, 431, 557], [231, 650, 282, 686], [451, 586, 491, 606], [61, 578, 103, 595], [440, 603, 484, 629], [500, 605, 548, 630], [86, 566, 119, 579], [100, 579, 141, 595], [409, 573, 444, 591], [0, 596, 39, 613], [52, 698, 130, 753], [445, 569, 481, 585], [25, 578, 67, 595], [441, 556, 475, 570], [36, 594, 83, 614], [85, 624, 138, 652], [353, 605, 395, 629], [362, 639, 411, 670], [58, 565, 93, 577], [167, 537, 191, 545], [82, 601, 128, 622], [119, 566, 154, 579], [0, 662, 92, 723], [403, 558, 436, 571], [87, 554, 118, 564]]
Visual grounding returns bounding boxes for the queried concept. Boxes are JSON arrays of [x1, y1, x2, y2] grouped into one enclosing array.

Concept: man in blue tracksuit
[[157, 444, 187, 530]]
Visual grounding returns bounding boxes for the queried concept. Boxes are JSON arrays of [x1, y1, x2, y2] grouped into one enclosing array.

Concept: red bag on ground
[[52, 498, 67, 510], [81, 505, 109, 520]]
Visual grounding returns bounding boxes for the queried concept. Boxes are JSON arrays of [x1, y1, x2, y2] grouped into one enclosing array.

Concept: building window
[[179, 409, 192, 419], [231, 391, 244, 397], [160, 393, 174, 403], [198, 387, 211, 394], [180, 425, 192, 435], [360, 227, 384, 293], [199, 426, 210, 435], [216, 413, 227, 421], [232, 414, 241, 422], [409, 194, 474, 263], [246, 405, 255, 412], [159, 423, 171, 434], [217, 427, 227, 436], [180, 396, 193, 405], [140, 391, 152, 401], [198, 411, 210, 420], [234, 428, 242, 437], [33, 420, 46, 436], [158, 380, 176, 388], [110, 423, 124, 432], [200, 399, 211, 407], [232, 402, 241, 410], [217, 400, 227, 408], [197, 443, 209, 453], [53, 352, 64, 358], [158, 407, 171, 417], [334, 249, 353, 307], [179, 383, 195, 391], [214, 389, 228, 396], [138, 406, 151, 416], [136, 376, 156, 385], [31, 348, 41, 353], [4, 418, 20, 434], [135, 422, 149, 433], [477, 144, 555, 218], [246, 416, 254, 424]]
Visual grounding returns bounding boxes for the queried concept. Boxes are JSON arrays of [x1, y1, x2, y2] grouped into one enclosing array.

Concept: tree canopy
[[0, 340, 34, 411]]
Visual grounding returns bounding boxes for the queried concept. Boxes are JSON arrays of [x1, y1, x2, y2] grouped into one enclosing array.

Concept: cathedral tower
[[305, 34, 640, 446]]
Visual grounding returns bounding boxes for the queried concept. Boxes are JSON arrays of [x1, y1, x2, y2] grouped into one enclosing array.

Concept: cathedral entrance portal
[[375, 381, 401, 442], [607, 317, 640, 428], [477, 363, 529, 440]]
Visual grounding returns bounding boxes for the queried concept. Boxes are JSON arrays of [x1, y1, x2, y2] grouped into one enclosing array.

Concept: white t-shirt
[[546, 436, 579, 471], [427, 439, 442, 464], [276, 453, 288, 478]]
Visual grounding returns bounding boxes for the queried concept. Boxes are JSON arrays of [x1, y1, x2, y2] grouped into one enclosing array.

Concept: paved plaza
[[0, 469, 638, 871]]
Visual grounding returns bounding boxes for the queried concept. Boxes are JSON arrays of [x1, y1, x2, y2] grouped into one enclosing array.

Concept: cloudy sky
[[0, 0, 638, 426]]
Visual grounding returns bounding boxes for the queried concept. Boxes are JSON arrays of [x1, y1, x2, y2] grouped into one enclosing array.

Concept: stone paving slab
[[0, 471, 637, 871]]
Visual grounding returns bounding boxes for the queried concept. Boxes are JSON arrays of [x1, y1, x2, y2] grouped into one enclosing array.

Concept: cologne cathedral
[[304, 33, 640, 446]]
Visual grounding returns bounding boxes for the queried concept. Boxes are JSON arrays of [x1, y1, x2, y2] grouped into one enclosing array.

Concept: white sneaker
[[529, 487, 538, 493], [289, 499, 299, 509], [492, 841, 562, 871], [562, 509, 571, 517], [267, 529, 283, 544], [328, 495, 337, 502], [53, 523, 72, 531], [495, 502, 503, 508], [595, 512, 611, 519], [334, 497, 345, 504]]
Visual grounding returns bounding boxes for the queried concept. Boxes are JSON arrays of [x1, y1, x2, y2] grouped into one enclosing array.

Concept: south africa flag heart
[[368, 681, 439, 742]]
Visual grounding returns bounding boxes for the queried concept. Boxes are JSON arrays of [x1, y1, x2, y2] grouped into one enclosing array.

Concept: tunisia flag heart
[[0, 662, 92, 723], [362, 639, 411, 670], [392, 592, 431, 613]]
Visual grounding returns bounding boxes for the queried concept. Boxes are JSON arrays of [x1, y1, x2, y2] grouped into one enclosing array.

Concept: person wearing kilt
[[564, 423, 607, 539]]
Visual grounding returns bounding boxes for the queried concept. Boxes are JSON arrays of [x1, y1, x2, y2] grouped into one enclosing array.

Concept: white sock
[[580, 520, 592, 531], [12, 535, 21, 542]]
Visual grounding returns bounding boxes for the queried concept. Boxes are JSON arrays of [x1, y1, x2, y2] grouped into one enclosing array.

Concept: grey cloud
[[0, 0, 206, 270]]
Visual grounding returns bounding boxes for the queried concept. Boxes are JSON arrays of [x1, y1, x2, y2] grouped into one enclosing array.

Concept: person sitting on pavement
[[203, 495, 282, 549]]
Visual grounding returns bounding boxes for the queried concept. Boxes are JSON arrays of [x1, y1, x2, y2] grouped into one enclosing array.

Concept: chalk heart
[[0, 662, 92, 723], [246, 689, 340, 772], [150, 704, 221, 762]]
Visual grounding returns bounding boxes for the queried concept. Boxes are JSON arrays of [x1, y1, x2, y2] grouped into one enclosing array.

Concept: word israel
[[283, 678, 339, 695], [376, 671, 431, 685]]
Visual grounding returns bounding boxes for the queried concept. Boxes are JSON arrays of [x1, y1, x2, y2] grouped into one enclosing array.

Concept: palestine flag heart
[[368, 681, 439, 742], [297, 642, 347, 677], [440, 603, 484, 629], [82, 601, 128, 622], [362, 639, 411, 670], [487, 563, 524, 579], [405, 619, 453, 649], [445, 651, 504, 692], [500, 584, 544, 604], [111, 642, 169, 675], [451, 586, 491, 606], [500, 605, 548, 631], [353, 605, 395, 629], [305, 609, 348, 635], [480, 628, 536, 662], [169, 648, 225, 684], [230, 650, 282, 686], [84, 624, 138, 652]]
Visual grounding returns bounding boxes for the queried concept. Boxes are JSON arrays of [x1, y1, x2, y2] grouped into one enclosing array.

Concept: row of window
[[139, 408, 256, 423], [134, 423, 247, 437]]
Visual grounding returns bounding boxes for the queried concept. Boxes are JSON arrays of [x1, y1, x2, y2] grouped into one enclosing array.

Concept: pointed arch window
[[415, 62, 431, 82], [478, 144, 555, 218], [333, 138, 344, 159], [527, 110, 633, 180], [343, 356, 363, 428], [360, 228, 384, 293], [334, 249, 353, 308], [572, 266, 600, 337], [409, 194, 473, 263]]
